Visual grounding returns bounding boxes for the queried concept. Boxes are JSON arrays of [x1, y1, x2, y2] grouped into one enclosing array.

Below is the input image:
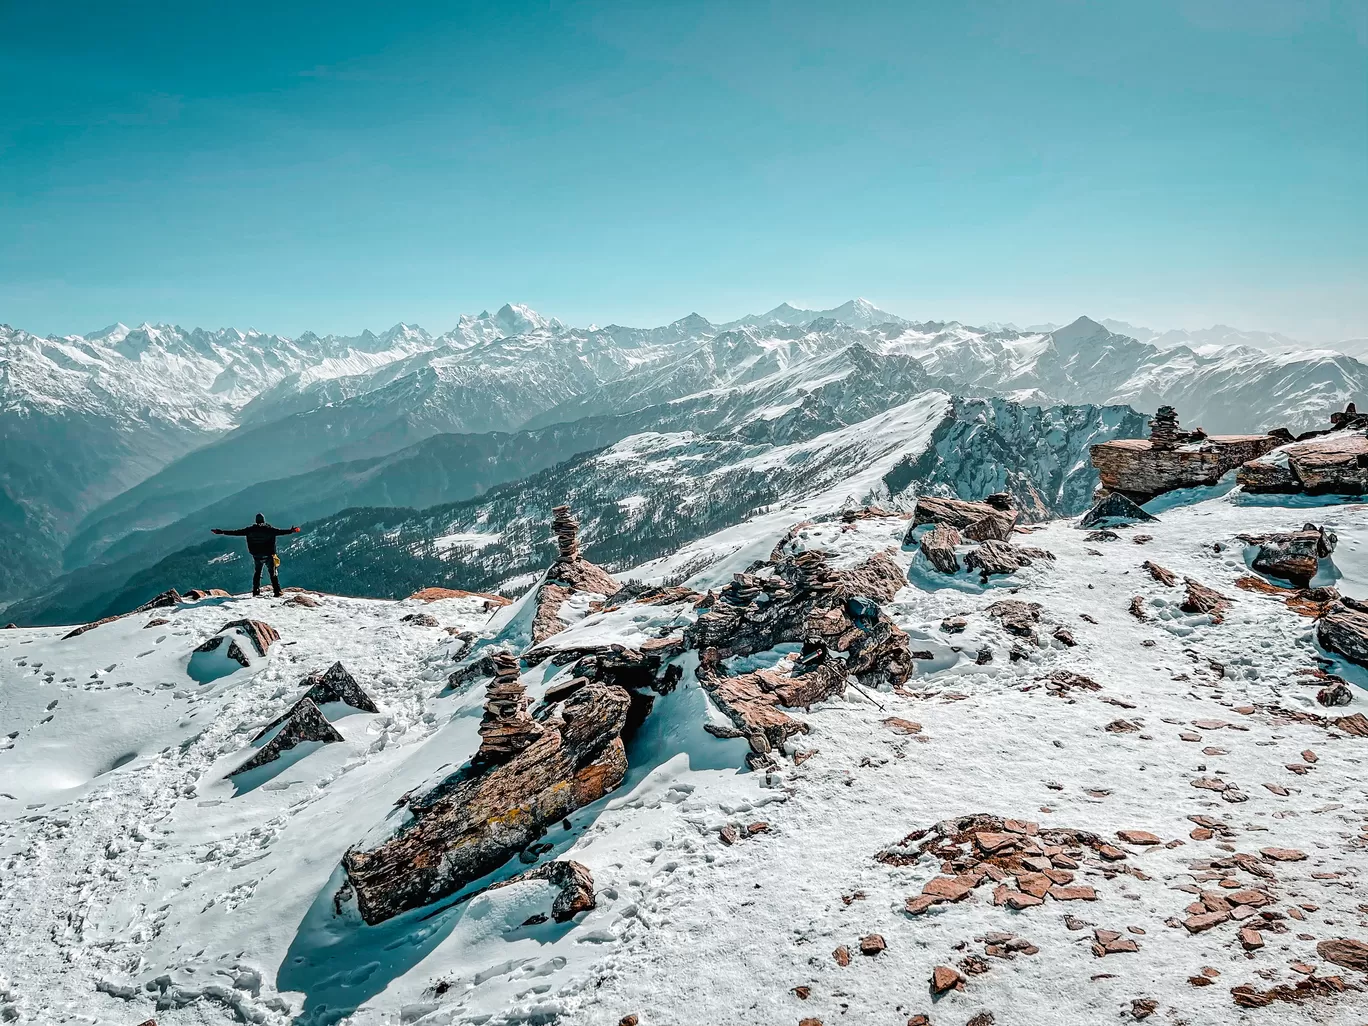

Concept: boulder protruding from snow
[[1238, 523, 1337, 586], [230, 698, 343, 777], [1318, 599, 1368, 669], [1079, 493, 1158, 529], [343, 682, 629, 924], [1090, 432, 1283, 504], [919, 525, 962, 574], [964, 539, 1055, 580], [909, 495, 1017, 543], [212, 619, 279, 657], [1238, 431, 1368, 495], [253, 662, 377, 740]]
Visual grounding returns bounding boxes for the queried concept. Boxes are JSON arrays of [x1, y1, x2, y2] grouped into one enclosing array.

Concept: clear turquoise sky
[[2, 1, 1364, 340]]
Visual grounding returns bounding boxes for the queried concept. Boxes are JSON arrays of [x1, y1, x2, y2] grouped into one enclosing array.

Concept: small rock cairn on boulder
[[475, 651, 544, 763]]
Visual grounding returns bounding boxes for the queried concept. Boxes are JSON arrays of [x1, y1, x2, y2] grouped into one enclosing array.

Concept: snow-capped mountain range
[[3, 301, 1366, 617]]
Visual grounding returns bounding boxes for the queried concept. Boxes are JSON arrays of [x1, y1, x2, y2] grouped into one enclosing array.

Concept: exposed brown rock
[[1317, 938, 1368, 972], [1180, 579, 1231, 622], [408, 586, 511, 606], [1117, 830, 1161, 845], [1237, 524, 1337, 586], [985, 599, 1041, 638], [930, 964, 964, 994], [1092, 432, 1282, 504], [964, 539, 1055, 580], [343, 682, 629, 923], [1238, 430, 1368, 495], [919, 524, 962, 574], [1141, 561, 1177, 587], [911, 495, 1018, 542], [531, 506, 622, 644], [1318, 600, 1368, 669], [859, 934, 886, 955]]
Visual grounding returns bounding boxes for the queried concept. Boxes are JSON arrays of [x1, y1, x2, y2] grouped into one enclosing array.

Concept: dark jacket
[[218, 522, 296, 557]]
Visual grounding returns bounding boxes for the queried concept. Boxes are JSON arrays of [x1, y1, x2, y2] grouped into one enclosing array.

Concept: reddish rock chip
[[1259, 847, 1306, 862], [1048, 884, 1097, 901], [1117, 830, 1161, 845], [859, 934, 886, 956], [1239, 928, 1264, 951], [1184, 911, 1230, 933], [923, 877, 974, 901], [832, 945, 851, 967], [930, 965, 964, 994]]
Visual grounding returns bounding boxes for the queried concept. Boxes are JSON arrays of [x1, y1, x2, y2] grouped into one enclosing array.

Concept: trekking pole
[[846, 676, 886, 710]]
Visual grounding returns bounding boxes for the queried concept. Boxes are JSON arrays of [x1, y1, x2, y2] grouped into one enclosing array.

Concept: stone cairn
[[1330, 402, 1368, 431], [552, 505, 580, 562], [475, 651, 542, 763], [792, 550, 837, 594], [1149, 405, 1181, 449]]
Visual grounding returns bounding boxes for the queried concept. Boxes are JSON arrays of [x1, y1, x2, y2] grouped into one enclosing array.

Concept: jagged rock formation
[[1238, 431, 1368, 495], [1080, 492, 1158, 528], [919, 525, 961, 574], [532, 505, 621, 644], [230, 698, 342, 776], [1237, 524, 1337, 586], [1091, 429, 1283, 504], [253, 662, 377, 740], [475, 651, 544, 763], [62, 588, 187, 639], [686, 548, 913, 689], [342, 682, 630, 924], [909, 495, 1017, 542], [1318, 598, 1368, 669], [482, 859, 598, 924], [695, 649, 839, 765]]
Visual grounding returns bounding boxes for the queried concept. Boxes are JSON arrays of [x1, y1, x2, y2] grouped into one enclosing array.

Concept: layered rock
[[342, 682, 629, 923], [1318, 599, 1368, 669], [230, 698, 342, 776], [1238, 431, 1368, 495], [193, 619, 280, 667], [1091, 431, 1283, 504], [919, 524, 962, 574], [1237, 524, 1337, 586], [963, 539, 1055, 580], [908, 496, 1018, 543]]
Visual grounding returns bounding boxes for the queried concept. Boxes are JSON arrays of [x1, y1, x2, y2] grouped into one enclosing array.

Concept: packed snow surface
[[2, 491, 1367, 1025]]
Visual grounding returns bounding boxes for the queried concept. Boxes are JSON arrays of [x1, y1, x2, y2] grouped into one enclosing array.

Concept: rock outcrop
[[963, 539, 1055, 580], [908, 496, 1017, 543], [194, 619, 280, 667], [230, 698, 343, 776], [1238, 431, 1368, 495], [342, 682, 629, 923], [1237, 524, 1337, 586], [918, 524, 962, 574], [1091, 425, 1283, 504], [1318, 598, 1368, 669]]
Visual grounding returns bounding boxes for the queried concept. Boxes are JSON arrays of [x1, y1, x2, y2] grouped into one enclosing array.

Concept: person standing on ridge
[[211, 514, 301, 597]]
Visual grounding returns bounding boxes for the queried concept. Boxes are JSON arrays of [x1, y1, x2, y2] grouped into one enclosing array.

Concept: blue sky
[[2, 1, 1364, 340]]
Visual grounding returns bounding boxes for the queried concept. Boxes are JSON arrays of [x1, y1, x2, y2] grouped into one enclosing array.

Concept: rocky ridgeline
[[910, 494, 1056, 582], [1092, 403, 1368, 504], [341, 506, 920, 921]]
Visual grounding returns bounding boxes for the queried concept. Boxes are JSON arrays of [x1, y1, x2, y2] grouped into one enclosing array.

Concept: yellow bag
[[272, 555, 281, 568]]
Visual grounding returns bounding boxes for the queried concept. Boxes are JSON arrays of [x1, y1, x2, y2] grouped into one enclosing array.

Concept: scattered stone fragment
[[1181, 578, 1232, 621], [985, 599, 1041, 637], [941, 616, 968, 634], [1140, 561, 1177, 588], [1259, 847, 1306, 862], [859, 934, 886, 956], [883, 717, 923, 735], [1128, 596, 1147, 620], [1117, 830, 1161, 845], [930, 965, 964, 994], [1184, 911, 1230, 933], [1239, 927, 1264, 950], [832, 945, 851, 967], [1129, 998, 1157, 1020]]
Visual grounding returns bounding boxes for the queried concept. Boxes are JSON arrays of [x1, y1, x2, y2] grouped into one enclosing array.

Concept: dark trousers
[[252, 555, 282, 596]]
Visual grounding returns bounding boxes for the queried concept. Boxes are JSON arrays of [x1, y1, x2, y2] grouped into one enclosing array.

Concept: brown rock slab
[[1317, 938, 1368, 972], [930, 965, 964, 994], [1117, 830, 1161, 845]]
